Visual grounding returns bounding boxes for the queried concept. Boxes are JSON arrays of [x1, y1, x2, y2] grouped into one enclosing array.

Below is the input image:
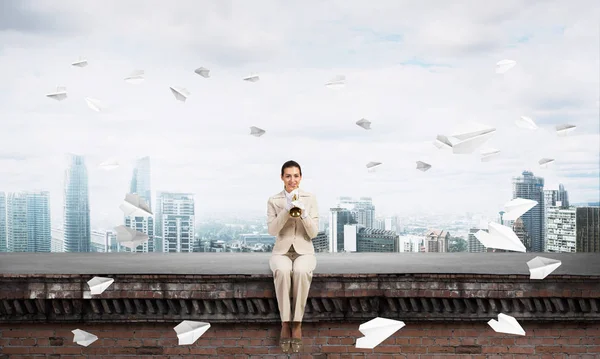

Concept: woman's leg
[[269, 254, 294, 324], [290, 254, 317, 326]]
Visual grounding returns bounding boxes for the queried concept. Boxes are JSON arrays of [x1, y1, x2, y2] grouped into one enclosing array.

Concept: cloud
[[0, 0, 598, 229], [0, 0, 75, 34]]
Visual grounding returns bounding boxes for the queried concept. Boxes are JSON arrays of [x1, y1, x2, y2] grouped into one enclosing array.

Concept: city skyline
[[0, 155, 595, 230], [0, 1, 598, 228]]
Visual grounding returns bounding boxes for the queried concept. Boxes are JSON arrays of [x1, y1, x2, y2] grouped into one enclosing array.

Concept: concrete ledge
[[1, 252, 599, 275]]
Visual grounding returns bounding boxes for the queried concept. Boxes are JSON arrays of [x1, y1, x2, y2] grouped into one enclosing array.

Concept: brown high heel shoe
[[291, 338, 302, 353], [279, 338, 291, 353]]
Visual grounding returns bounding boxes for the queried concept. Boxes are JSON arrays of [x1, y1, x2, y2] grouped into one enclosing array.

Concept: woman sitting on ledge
[[267, 160, 319, 354]]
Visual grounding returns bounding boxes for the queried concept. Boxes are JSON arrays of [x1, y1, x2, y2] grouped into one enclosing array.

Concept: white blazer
[[267, 188, 319, 255]]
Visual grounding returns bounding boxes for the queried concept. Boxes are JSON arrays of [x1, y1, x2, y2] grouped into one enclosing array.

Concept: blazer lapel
[[274, 190, 286, 209]]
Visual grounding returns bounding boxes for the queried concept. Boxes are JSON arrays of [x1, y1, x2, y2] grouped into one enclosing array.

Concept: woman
[[267, 160, 319, 353]]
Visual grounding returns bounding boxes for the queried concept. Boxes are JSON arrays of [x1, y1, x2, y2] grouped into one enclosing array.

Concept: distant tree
[[448, 236, 468, 252]]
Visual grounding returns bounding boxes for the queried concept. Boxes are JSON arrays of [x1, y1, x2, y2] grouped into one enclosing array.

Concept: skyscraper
[[125, 156, 154, 252], [468, 227, 487, 253], [6, 191, 51, 252], [63, 154, 91, 252], [337, 196, 375, 228], [0, 192, 6, 252], [557, 184, 569, 208], [576, 207, 599, 252], [328, 207, 357, 252], [155, 192, 195, 253], [130, 157, 152, 208], [6, 193, 27, 252], [546, 206, 576, 253], [512, 171, 545, 252]]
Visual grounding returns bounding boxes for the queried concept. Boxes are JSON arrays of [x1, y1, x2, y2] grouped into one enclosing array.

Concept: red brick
[[0, 320, 597, 357]]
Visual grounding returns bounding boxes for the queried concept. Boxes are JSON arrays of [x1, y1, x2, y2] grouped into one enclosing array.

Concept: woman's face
[[281, 166, 302, 192]]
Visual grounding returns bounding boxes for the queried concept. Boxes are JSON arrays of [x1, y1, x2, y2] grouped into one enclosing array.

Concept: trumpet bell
[[289, 207, 302, 218]]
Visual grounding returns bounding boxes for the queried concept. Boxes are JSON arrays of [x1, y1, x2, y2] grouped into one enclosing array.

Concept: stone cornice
[[1, 272, 599, 324]]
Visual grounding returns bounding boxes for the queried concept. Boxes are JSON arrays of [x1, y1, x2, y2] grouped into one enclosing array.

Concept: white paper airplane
[[71, 58, 88, 67], [325, 75, 346, 89], [527, 256, 562, 280], [496, 59, 516, 74], [119, 193, 153, 217], [355, 317, 405, 349], [356, 118, 371, 130], [249, 126, 265, 137], [488, 313, 525, 336], [243, 74, 260, 82], [98, 159, 119, 171], [366, 161, 382, 169], [87, 276, 115, 295], [170, 87, 190, 102], [433, 135, 452, 150], [437, 125, 496, 154], [124, 70, 145, 84], [539, 158, 555, 168], [46, 86, 68, 101], [173, 320, 211, 345], [416, 161, 431, 172], [85, 97, 104, 112], [114, 225, 149, 249], [556, 124, 576, 137], [503, 198, 538, 221], [195, 67, 210, 78], [516, 116, 538, 130], [475, 222, 526, 252], [481, 148, 500, 162], [71, 329, 98, 347]]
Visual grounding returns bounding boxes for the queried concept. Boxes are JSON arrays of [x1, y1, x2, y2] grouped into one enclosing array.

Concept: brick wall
[[1, 321, 599, 358]]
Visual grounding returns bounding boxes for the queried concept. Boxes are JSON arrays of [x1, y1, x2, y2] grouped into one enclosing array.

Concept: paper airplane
[[119, 193, 153, 217], [170, 87, 190, 102], [243, 74, 259, 82], [174, 320, 211, 345], [46, 86, 68, 101], [527, 256, 562, 280], [124, 70, 145, 84], [475, 222, 526, 252], [496, 59, 516, 74], [355, 317, 405, 349], [325, 75, 346, 89], [556, 124, 576, 136], [249, 126, 265, 137], [437, 125, 496, 154], [488, 313, 525, 336], [356, 118, 371, 130], [516, 116, 538, 130], [98, 159, 119, 171], [195, 67, 210, 78], [366, 162, 382, 169], [114, 225, 149, 249], [503, 198, 538, 221], [416, 161, 431, 172], [71, 58, 88, 67], [539, 158, 555, 168], [87, 276, 115, 295], [433, 135, 452, 150], [85, 97, 104, 112], [481, 148, 500, 162], [71, 329, 98, 347]]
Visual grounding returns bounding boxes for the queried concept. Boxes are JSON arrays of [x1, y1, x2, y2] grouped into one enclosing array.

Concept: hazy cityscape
[[0, 154, 598, 255]]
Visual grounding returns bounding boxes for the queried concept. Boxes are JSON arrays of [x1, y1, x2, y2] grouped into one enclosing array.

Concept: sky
[[0, 0, 598, 229]]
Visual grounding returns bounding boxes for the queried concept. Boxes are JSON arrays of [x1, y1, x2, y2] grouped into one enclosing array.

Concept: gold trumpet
[[289, 193, 302, 218]]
